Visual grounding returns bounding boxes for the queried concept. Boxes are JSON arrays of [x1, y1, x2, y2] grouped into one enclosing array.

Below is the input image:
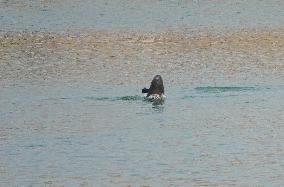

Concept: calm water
[[1, 82, 283, 186], [1, 0, 284, 31], [1, 0, 284, 186]]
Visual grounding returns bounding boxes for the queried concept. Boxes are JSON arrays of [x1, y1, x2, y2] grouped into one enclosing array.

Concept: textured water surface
[[1, 0, 284, 186], [1, 83, 284, 186], [1, 0, 284, 31]]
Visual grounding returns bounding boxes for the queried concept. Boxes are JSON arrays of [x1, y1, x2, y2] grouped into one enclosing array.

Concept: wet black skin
[[142, 75, 164, 97]]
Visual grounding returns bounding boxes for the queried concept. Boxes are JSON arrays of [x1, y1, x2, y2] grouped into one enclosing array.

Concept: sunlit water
[[1, 83, 283, 186]]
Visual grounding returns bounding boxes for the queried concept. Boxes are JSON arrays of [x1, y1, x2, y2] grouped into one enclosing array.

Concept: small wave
[[195, 86, 255, 93], [85, 95, 142, 101], [182, 94, 238, 99], [119, 95, 142, 101]]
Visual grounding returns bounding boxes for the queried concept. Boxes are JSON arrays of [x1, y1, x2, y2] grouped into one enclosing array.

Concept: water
[[1, 83, 283, 186], [1, 0, 284, 32], [1, 0, 284, 186]]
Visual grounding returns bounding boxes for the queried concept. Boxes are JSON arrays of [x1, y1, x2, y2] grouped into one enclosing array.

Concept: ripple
[[195, 86, 256, 93], [85, 95, 142, 101]]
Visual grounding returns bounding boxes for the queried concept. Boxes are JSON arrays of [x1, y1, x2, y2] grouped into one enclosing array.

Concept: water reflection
[[152, 103, 165, 113]]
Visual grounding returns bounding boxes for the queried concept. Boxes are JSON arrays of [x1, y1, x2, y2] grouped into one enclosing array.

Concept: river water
[[0, 0, 284, 186], [1, 0, 284, 31], [1, 83, 283, 186]]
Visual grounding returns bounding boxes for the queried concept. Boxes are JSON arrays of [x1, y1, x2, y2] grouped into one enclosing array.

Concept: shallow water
[[1, 0, 284, 186], [1, 82, 284, 186], [1, 0, 284, 31]]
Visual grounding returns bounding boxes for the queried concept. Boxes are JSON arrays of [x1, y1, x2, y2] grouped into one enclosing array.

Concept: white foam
[[143, 94, 166, 100]]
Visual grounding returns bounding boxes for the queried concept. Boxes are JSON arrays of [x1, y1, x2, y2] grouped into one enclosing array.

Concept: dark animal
[[142, 75, 165, 98]]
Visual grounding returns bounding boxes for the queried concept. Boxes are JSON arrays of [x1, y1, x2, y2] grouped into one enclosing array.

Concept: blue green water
[[1, 83, 283, 186], [1, 0, 284, 186], [1, 0, 284, 32]]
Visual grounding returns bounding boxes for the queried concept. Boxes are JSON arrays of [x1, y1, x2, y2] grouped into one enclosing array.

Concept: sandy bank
[[0, 28, 283, 86]]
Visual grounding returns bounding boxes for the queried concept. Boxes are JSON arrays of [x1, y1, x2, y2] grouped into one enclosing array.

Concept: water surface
[[1, 0, 284, 186], [1, 0, 284, 31], [1, 83, 283, 186]]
